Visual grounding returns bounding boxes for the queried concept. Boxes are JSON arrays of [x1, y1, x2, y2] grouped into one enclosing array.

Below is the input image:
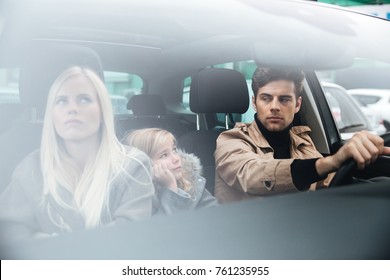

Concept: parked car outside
[[0, 0, 390, 265], [348, 88, 390, 132], [321, 81, 383, 139], [354, 97, 387, 135]]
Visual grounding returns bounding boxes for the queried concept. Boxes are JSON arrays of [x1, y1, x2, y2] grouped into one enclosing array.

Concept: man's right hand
[[316, 131, 390, 176]]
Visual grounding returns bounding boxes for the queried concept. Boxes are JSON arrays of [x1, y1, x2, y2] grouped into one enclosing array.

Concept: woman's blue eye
[[55, 98, 68, 105], [79, 96, 92, 104]]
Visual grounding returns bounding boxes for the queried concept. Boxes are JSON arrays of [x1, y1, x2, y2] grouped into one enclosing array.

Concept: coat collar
[[235, 121, 312, 150]]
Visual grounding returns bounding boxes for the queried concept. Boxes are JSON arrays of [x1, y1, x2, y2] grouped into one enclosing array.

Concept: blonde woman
[[0, 66, 154, 242], [125, 128, 218, 215]]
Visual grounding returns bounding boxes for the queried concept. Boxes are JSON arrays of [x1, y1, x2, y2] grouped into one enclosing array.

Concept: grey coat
[[153, 151, 219, 215], [0, 147, 154, 243]]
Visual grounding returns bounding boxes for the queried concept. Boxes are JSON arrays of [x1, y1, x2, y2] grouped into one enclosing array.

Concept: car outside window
[[352, 95, 381, 105], [321, 82, 374, 139], [317, 58, 390, 137]]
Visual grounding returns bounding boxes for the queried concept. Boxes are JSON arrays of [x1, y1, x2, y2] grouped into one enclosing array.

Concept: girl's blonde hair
[[40, 66, 151, 230], [126, 128, 193, 194]]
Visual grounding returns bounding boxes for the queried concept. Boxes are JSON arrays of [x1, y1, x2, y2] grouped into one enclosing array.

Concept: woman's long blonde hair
[[126, 128, 193, 193], [40, 66, 151, 230]]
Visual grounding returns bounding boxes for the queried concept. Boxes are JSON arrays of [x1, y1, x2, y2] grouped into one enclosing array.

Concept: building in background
[[319, 0, 390, 19]]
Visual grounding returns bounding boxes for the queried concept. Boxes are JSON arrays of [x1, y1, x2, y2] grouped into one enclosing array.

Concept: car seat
[[116, 94, 193, 140], [0, 44, 103, 194], [178, 68, 249, 194]]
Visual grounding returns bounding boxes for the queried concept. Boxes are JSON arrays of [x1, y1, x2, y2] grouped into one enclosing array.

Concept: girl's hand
[[152, 162, 178, 192]]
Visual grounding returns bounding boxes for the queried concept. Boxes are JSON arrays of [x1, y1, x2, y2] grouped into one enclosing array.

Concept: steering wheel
[[329, 132, 390, 187]]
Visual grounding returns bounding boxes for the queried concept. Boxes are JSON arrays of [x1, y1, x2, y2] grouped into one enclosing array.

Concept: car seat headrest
[[127, 94, 166, 116], [19, 44, 104, 119], [190, 68, 249, 114]]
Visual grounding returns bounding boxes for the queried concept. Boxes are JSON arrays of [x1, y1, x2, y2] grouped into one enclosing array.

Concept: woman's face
[[151, 137, 182, 181], [52, 75, 102, 144]]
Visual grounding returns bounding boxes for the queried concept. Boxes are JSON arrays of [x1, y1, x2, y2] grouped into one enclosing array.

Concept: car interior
[[178, 67, 250, 194], [116, 93, 194, 141], [0, 43, 387, 195], [0, 39, 341, 197]]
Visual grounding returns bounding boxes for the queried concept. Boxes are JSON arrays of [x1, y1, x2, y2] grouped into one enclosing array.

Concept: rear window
[[0, 68, 20, 104], [352, 95, 381, 105], [0, 68, 143, 115], [104, 71, 143, 115]]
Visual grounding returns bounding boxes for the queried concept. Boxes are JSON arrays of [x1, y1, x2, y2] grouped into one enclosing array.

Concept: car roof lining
[[3, 0, 390, 73]]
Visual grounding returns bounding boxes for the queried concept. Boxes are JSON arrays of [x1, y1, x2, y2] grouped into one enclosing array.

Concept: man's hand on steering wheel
[[334, 131, 390, 170], [315, 131, 390, 186]]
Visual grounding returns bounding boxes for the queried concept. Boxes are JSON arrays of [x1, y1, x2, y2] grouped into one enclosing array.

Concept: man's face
[[253, 79, 302, 132]]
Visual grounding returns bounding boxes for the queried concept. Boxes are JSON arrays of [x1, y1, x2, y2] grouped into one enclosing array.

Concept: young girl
[[125, 128, 218, 215], [0, 66, 154, 242]]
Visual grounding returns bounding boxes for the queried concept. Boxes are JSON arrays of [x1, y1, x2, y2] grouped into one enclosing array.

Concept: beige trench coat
[[214, 121, 332, 203]]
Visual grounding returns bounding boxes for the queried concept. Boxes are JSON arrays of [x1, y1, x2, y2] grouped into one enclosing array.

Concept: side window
[[104, 71, 143, 115], [316, 58, 390, 137], [0, 68, 20, 104], [182, 77, 191, 110]]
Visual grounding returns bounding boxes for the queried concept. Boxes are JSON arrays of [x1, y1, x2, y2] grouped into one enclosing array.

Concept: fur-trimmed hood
[[152, 150, 218, 216], [178, 149, 203, 185]]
